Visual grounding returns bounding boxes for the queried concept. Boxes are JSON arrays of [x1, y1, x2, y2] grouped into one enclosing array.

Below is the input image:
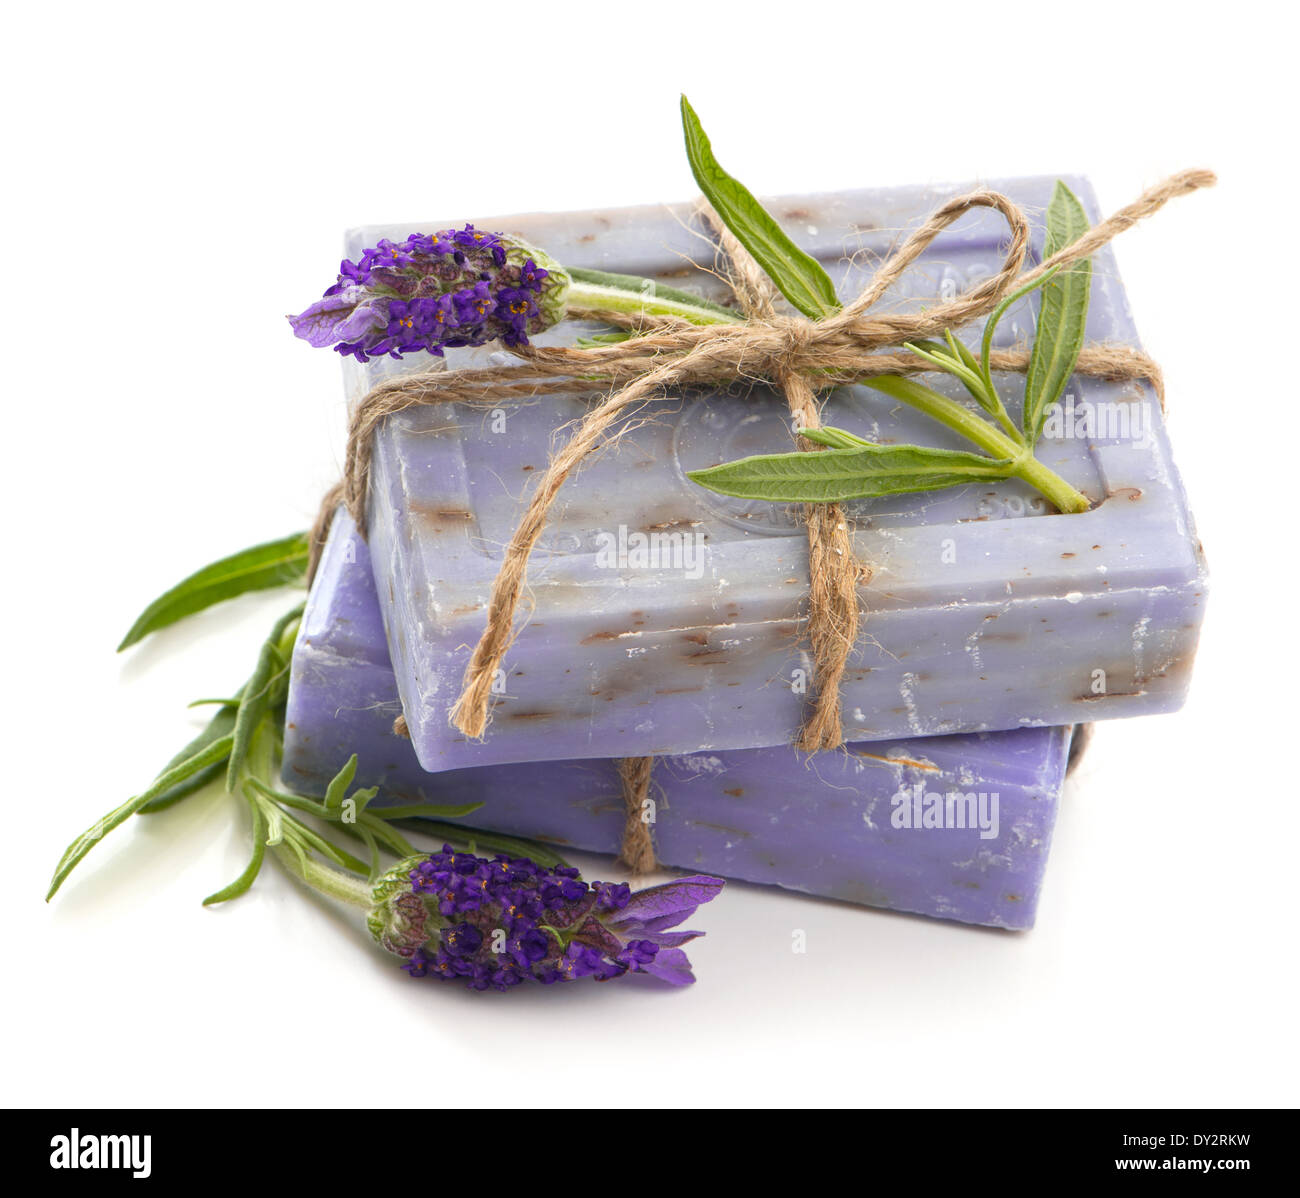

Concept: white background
[[4, 1, 1296, 1109]]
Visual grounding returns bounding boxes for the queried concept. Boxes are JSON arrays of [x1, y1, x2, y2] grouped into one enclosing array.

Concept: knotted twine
[[309, 169, 1214, 873]]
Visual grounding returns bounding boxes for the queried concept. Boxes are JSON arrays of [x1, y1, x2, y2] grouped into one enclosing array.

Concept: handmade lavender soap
[[283, 512, 1072, 929], [354, 177, 1205, 772]]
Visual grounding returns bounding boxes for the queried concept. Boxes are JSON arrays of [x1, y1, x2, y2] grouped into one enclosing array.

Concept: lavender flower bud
[[288, 226, 570, 363], [367, 846, 724, 991]]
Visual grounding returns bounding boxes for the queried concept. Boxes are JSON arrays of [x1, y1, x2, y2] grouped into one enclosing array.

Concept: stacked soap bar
[[356, 177, 1206, 773], [282, 512, 1073, 929]]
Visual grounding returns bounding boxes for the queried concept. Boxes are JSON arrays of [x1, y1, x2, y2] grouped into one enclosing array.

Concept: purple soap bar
[[283, 512, 1072, 929], [354, 177, 1206, 773]]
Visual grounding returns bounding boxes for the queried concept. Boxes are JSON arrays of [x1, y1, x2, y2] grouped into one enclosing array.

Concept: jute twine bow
[[309, 169, 1214, 873]]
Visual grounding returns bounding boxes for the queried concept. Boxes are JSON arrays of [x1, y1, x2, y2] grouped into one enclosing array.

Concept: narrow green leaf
[[797, 426, 872, 450], [367, 801, 485, 821], [323, 754, 359, 810], [138, 699, 241, 814], [1024, 181, 1092, 442], [688, 442, 1014, 504], [281, 818, 370, 876], [904, 340, 997, 414], [361, 826, 382, 882], [574, 330, 634, 349], [353, 814, 417, 860], [202, 799, 267, 905], [567, 267, 739, 319], [46, 735, 235, 901], [226, 604, 304, 788], [944, 330, 983, 377], [117, 532, 310, 652], [680, 95, 840, 320], [349, 786, 379, 815]]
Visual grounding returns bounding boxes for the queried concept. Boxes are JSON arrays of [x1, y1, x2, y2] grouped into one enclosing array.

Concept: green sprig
[[675, 101, 1096, 516], [116, 531, 310, 651], [680, 95, 841, 320], [48, 544, 566, 908]]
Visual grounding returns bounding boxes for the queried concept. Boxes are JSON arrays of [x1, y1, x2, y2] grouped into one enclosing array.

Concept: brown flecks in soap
[[1004, 894, 1022, 902], [645, 517, 703, 531], [507, 710, 554, 721], [410, 501, 474, 529], [1106, 486, 1143, 503], [686, 650, 731, 665], [681, 632, 709, 645], [450, 602, 483, 616], [580, 629, 631, 645], [852, 750, 942, 773], [1061, 551, 1076, 558], [688, 819, 750, 839], [521, 464, 534, 471], [655, 685, 704, 695]]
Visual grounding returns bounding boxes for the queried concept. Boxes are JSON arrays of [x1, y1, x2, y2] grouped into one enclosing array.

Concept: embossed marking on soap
[[891, 783, 1000, 840], [594, 524, 708, 580]]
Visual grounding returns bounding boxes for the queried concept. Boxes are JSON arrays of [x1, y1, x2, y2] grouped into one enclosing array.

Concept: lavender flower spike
[[367, 845, 724, 991], [288, 226, 571, 362]]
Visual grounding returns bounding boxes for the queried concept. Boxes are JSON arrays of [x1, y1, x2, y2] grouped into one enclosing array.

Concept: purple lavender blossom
[[367, 846, 724, 991], [288, 226, 569, 362]]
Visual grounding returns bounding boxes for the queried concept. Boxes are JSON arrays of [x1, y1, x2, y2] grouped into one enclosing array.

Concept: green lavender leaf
[[680, 95, 840, 320], [226, 604, 304, 788], [1023, 181, 1092, 443], [905, 340, 997, 414], [363, 801, 485, 821], [688, 442, 1014, 504], [568, 268, 739, 319], [798, 426, 873, 450], [944, 330, 983, 378], [323, 753, 359, 810], [137, 697, 241, 814], [202, 799, 267, 906], [574, 330, 634, 349], [117, 531, 310, 652], [46, 735, 235, 901]]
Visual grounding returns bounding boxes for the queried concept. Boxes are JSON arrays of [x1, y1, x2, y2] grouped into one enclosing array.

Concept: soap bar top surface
[[354, 177, 1205, 771], [284, 511, 1071, 930]]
